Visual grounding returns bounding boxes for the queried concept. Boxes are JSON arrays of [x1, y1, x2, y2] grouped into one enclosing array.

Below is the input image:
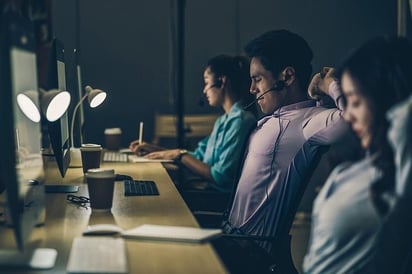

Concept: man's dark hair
[[244, 29, 313, 90]]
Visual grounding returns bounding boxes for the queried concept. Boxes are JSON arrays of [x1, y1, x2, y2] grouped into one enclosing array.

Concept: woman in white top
[[304, 37, 412, 273]]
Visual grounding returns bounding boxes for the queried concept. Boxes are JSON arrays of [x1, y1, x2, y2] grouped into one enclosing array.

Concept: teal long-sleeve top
[[191, 102, 256, 192]]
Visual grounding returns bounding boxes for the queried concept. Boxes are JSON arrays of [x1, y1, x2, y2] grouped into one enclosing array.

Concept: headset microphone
[[243, 80, 286, 109], [198, 97, 206, 106], [201, 78, 223, 106]]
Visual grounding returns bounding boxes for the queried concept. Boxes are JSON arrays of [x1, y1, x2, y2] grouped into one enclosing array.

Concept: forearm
[[180, 154, 214, 181], [328, 81, 345, 111]]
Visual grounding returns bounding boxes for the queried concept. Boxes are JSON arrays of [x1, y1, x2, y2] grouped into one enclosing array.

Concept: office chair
[[180, 184, 231, 213], [171, 164, 232, 215]]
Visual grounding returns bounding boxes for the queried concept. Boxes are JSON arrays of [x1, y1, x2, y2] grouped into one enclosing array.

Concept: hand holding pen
[[129, 121, 165, 155]]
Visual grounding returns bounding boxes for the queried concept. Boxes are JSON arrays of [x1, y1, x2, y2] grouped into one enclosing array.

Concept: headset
[[243, 80, 286, 109], [199, 78, 223, 106], [209, 78, 222, 89]]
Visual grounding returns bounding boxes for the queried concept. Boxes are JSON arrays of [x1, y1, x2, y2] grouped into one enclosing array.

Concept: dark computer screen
[[0, 11, 45, 251], [45, 38, 70, 177]]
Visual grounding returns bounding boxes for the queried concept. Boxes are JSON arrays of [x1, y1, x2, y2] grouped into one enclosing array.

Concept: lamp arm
[[70, 94, 88, 148]]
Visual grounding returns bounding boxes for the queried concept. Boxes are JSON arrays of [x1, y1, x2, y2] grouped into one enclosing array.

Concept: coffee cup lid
[[80, 143, 102, 151], [104, 128, 122, 135], [86, 168, 115, 178]]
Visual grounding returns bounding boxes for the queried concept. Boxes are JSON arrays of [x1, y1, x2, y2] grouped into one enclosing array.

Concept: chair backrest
[[153, 112, 220, 146], [278, 144, 331, 238], [292, 145, 334, 220]]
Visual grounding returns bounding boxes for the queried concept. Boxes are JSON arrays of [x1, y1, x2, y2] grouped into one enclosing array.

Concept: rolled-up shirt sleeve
[[303, 80, 348, 143], [191, 136, 209, 160]]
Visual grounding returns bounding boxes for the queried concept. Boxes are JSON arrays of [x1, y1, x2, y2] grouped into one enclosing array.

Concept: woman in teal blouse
[[130, 55, 256, 192]]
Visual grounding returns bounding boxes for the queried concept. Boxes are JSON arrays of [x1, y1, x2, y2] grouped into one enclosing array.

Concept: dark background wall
[[51, 0, 397, 148]]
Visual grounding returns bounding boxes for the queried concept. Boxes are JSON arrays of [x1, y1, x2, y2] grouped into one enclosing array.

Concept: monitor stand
[[0, 248, 57, 269]]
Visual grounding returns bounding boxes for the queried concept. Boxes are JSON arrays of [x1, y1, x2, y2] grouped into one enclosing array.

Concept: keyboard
[[124, 180, 159, 196], [67, 237, 128, 273], [103, 151, 128, 163]]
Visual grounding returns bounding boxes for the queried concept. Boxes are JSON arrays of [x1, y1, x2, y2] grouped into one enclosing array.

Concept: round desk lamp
[[16, 89, 71, 123], [16, 90, 41, 123], [69, 85, 107, 167]]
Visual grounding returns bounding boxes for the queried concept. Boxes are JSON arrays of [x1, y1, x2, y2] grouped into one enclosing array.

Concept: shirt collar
[[257, 100, 317, 127], [272, 100, 317, 117]]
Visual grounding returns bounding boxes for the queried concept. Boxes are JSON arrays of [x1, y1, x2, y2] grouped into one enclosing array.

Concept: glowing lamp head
[[43, 90, 71, 122], [16, 90, 41, 123], [85, 85, 107, 108]]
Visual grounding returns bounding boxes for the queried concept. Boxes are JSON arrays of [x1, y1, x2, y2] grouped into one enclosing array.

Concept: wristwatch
[[175, 149, 188, 162]]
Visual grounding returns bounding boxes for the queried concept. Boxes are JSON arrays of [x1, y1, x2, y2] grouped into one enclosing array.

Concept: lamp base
[[69, 147, 82, 167]]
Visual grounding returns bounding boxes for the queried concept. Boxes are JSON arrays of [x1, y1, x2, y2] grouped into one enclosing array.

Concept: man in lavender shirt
[[213, 30, 347, 274]]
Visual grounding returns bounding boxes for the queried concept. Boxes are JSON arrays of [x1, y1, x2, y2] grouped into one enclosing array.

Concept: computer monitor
[[0, 11, 56, 268], [45, 38, 71, 178]]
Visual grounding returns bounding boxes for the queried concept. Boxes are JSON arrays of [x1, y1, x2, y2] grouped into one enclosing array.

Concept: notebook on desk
[[67, 237, 128, 273], [121, 224, 222, 243], [103, 151, 174, 163], [128, 155, 174, 163]]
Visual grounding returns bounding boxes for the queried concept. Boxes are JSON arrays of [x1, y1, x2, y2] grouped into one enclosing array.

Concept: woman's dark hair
[[244, 29, 313, 91], [337, 36, 412, 214], [206, 54, 255, 112]]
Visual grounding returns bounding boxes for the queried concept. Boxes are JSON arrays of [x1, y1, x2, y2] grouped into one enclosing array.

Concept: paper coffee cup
[[104, 128, 122, 151], [86, 168, 115, 178], [80, 144, 102, 174], [86, 168, 115, 212]]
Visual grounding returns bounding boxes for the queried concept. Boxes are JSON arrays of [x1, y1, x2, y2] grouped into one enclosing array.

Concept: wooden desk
[[0, 161, 227, 274]]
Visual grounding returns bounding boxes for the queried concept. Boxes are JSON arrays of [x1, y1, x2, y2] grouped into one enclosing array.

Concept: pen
[[139, 121, 144, 144]]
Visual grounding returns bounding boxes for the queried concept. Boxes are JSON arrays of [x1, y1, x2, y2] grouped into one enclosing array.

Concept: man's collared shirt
[[228, 82, 347, 251]]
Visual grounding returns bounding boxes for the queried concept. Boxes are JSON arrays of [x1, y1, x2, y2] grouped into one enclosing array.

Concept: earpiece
[[214, 78, 222, 88], [272, 80, 286, 91], [206, 78, 222, 90]]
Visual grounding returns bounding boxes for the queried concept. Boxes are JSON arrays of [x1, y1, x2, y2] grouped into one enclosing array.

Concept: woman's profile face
[[203, 67, 223, 107], [341, 72, 373, 149]]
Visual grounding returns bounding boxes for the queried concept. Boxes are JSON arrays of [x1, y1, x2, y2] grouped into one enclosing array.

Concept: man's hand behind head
[[308, 67, 336, 100]]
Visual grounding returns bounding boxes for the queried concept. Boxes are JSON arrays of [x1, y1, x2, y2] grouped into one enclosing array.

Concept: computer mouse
[[28, 179, 40, 185], [115, 174, 133, 181], [83, 224, 124, 236]]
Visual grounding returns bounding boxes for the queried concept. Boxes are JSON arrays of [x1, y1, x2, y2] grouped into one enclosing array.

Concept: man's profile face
[[249, 57, 283, 114]]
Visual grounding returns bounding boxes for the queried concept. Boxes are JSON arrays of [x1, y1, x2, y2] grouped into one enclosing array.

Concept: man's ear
[[282, 66, 296, 85], [220, 75, 228, 88]]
